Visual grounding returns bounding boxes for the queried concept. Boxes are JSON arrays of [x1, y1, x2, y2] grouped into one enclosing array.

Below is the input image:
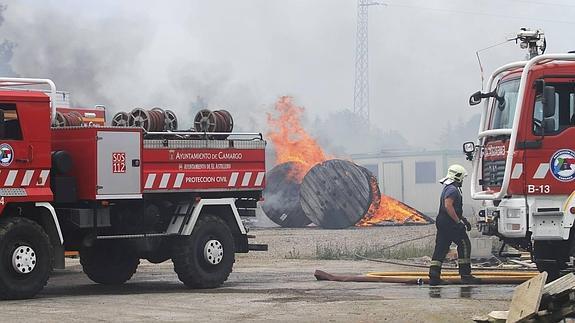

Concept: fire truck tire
[[172, 214, 235, 289], [0, 217, 54, 300], [80, 242, 140, 285], [533, 240, 566, 282]]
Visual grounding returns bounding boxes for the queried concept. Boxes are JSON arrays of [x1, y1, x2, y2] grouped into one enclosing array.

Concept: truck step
[[96, 233, 177, 240], [500, 252, 522, 258], [248, 243, 268, 251]]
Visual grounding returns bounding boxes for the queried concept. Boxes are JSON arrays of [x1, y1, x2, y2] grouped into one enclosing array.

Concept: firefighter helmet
[[439, 164, 467, 184]]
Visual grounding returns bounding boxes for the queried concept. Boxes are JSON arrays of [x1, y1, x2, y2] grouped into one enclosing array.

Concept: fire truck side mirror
[[543, 118, 556, 133], [0, 110, 5, 139], [463, 141, 475, 154], [542, 85, 556, 118], [463, 141, 475, 161], [469, 91, 482, 106]]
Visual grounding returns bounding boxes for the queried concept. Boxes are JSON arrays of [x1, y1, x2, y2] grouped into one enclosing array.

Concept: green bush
[[314, 242, 434, 260]]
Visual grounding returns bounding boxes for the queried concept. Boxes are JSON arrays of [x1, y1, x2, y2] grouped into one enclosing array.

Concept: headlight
[[506, 209, 521, 218]]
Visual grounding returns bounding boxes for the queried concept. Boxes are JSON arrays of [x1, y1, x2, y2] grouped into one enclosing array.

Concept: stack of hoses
[[193, 109, 234, 139], [111, 107, 178, 132], [111, 107, 235, 140], [52, 111, 84, 127]]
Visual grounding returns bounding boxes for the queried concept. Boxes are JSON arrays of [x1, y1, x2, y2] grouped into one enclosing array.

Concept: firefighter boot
[[429, 261, 449, 286], [461, 275, 482, 284], [459, 262, 482, 284], [429, 278, 449, 286]]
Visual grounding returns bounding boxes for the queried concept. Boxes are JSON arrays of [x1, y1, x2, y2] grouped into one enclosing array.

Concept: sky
[[1, 0, 575, 152]]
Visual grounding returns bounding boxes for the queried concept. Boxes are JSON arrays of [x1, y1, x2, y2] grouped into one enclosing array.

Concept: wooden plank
[[64, 250, 79, 257], [507, 272, 547, 323], [508, 259, 537, 269], [543, 273, 575, 296], [472, 311, 508, 323], [487, 310, 508, 322]]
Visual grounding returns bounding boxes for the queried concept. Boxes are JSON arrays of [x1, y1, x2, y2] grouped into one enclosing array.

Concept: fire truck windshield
[[489, 78, 521, 130]]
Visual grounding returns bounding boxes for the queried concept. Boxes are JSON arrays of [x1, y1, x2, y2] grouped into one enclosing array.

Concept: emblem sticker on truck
[[112, 152, 126, 173], [550, 149, 575, 182], [484, 145, 506, 158], [0, 143, 14, 167]]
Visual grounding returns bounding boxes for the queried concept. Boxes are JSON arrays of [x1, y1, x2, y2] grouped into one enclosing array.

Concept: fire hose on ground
[[315, 232, 539, 285], [314, 270, 538, 285]]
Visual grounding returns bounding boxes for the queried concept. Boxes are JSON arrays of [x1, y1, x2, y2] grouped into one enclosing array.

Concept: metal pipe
[[145, 131, 263, 140], [471, 61, 526, 200], [0, 77, 57, 125]]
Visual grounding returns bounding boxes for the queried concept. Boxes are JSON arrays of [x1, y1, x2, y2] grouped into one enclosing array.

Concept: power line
[[385, 3, 575, 25], [506, 0, 575, 8]]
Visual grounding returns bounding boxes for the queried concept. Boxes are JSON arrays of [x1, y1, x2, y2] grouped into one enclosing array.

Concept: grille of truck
[[482, 159, 506, 187]]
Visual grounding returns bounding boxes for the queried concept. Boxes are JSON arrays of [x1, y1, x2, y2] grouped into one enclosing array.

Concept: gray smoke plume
[[0, 3, 151, 110], [0, 1, 262, 129], [0, 4, 15, 77], [0, 1, 571, 154]]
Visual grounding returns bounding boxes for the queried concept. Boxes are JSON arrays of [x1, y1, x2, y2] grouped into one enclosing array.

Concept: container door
[[382, 161, 404, 201], [96, 131, 141, 199]]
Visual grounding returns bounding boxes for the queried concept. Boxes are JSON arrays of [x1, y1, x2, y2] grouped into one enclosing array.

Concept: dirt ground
[[0, 226, 515, 322]]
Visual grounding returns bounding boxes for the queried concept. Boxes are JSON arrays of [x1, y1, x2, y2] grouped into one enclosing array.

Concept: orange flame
[[266, 96, 430, 226], [356, 176, 430, 226], [267, 96, 330, 181]]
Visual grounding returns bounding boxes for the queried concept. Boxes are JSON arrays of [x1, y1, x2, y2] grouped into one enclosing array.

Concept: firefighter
[[428, 164, 481, 286]]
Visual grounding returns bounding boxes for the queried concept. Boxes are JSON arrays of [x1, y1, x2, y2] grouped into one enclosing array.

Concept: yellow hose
[[365, 271, 539, 284], [366, 271, 536, 277]]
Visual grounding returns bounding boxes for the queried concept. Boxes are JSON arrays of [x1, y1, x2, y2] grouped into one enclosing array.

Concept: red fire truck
[[463, 30, 575, 279], [0, 78, 266, 299]]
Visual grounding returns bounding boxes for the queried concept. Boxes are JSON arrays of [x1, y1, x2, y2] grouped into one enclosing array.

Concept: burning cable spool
[[261, 161, 311, 228], [299, 159, 375, 229]]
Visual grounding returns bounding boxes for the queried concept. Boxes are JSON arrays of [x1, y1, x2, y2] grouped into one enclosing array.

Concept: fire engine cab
[[463, 29, 575, 280], [0, 77, 266, 299]]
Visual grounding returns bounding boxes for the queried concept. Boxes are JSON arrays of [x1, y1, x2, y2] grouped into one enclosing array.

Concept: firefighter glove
[[461, 218, 472, 232]]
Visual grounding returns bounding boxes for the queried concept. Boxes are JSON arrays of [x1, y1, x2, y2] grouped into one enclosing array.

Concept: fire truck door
[[96, 131, 141, 198], [525, 84, 575, 196]]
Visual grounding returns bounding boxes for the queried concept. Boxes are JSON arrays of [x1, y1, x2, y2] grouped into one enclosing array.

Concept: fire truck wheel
[[172, 214, 235, 289], [0, 217, 54, 300], [80, 242, 140, 285], [533, 240, 565, 282]]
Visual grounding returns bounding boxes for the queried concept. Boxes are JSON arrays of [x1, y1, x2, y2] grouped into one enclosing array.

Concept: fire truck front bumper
[[478, 199, 528, 239]]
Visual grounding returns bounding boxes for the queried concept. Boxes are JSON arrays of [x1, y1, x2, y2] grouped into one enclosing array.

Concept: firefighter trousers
[[429, 215, 472, 279]]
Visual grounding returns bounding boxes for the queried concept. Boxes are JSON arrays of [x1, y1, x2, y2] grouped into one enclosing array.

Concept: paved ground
[[1, 226, 515, 322]]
